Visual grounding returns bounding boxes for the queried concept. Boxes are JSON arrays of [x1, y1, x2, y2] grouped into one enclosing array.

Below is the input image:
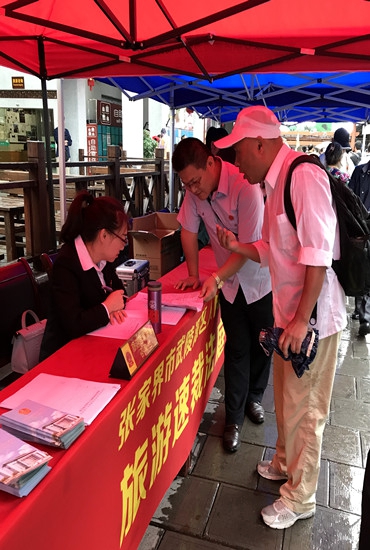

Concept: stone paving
[[139, 298, 367, 550]]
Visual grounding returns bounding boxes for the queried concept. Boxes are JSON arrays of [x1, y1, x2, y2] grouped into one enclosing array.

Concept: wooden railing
[[0, 142, 184, 263]]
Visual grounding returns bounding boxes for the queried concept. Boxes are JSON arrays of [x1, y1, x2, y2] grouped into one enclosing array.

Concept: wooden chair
[[37, 251, 59, 320], [39, 252, 57, 278]]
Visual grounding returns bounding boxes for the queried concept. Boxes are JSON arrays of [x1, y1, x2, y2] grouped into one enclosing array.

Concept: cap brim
[[214, 133, 240, 149]]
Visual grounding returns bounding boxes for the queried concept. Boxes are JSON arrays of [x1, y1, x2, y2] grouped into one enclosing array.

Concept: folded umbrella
[[259, 326, 319, 378]]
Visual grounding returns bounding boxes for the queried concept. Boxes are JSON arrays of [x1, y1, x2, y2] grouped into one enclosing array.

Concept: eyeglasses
[[180, 176, 202, 190], [109, 230, 128, 246]]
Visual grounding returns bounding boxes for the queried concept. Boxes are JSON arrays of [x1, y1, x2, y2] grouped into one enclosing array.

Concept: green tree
[[143, 129, 157, 158]]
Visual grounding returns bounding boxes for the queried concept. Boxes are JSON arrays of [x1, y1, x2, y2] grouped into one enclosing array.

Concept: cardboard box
[[129, 213, 182, 280]]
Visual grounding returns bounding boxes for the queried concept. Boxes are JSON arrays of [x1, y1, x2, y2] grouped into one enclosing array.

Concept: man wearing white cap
[[215, 106, 346, 529]]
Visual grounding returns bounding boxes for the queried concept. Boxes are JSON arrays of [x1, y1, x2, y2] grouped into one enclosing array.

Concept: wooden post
[[106, 145, 121, 200], [26, 141, 54, 256], [79, 149, 85, 175], [159, 158, 165, 210]]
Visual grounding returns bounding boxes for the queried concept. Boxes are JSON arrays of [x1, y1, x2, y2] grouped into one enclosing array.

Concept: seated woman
[[324, 141, 351, 184], [40, 192, 128, 361]]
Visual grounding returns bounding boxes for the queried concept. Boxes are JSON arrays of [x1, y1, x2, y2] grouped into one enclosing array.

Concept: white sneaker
[[257, 460, 288, 481], [261, 498, 315, 529]]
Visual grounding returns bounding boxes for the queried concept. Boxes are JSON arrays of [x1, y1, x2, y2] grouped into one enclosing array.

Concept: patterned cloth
[[328, 166, 350, 185], [259, 326, 319, 378]]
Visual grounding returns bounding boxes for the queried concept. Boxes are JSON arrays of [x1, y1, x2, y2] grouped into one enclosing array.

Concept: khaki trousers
[[271, 331, 341, 513]]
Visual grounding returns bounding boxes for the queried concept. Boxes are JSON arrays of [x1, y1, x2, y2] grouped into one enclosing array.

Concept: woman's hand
[[104, 289, 126, 314], [109, 309, 127, 324]]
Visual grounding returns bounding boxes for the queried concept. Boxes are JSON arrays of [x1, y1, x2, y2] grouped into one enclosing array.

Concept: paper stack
[[161, 291, 204, 312], [0, 373, 121, 426], [0, 428, 52, 497], [0, 399, 85, 449]]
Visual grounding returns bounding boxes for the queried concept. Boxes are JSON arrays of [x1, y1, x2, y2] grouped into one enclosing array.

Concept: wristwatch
[[212, 272, 224, 289]]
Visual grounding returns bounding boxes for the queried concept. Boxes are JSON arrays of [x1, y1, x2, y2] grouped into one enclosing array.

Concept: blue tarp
[[98, 72, 370, 123]]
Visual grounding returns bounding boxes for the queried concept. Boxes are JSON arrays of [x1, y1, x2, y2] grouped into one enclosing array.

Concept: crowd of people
[[43, 109, 369, 542]]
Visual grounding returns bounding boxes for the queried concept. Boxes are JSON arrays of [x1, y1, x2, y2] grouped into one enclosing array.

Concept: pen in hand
[[102, 285, 133, 303]]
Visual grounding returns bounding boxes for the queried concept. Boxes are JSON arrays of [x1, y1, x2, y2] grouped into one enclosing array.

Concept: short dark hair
[[172, 137, 212, 173], [205, 126, 228, 149]]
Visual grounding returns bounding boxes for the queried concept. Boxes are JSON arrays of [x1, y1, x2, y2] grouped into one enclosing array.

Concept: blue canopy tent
[[98, 72, 370, 124], [98, 71, 370, 209]]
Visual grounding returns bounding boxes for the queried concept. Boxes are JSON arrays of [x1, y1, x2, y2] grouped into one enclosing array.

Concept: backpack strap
[[283, 154, 326, 326], [284, 154, 326, 230]]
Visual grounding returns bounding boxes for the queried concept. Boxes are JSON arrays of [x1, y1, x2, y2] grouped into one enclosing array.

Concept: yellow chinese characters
[[173, 374, 190, 446], [118, 396, 136, 450], [149, 402, 172, 488], [120, 440, 149, 544]]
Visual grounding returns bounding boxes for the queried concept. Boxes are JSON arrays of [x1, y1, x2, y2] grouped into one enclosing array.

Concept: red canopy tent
[[2, 0, 370, 220], [2, 0, 370, 80]]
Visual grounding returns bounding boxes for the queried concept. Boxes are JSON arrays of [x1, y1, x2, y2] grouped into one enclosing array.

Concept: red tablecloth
[[0, 246, 225, 550]]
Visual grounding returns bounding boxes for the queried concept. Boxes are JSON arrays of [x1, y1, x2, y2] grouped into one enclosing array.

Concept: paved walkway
[[139, 299, 367, 550]]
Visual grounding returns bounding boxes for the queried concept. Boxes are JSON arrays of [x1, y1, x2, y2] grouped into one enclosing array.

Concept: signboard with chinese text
[[97, 100, 122, 127], [86, 123, 98, 171], [11, 77, 25, 89]]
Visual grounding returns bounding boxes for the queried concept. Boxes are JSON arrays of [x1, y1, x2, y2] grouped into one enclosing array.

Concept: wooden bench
[[0, 169, 29, 182], [0, 221, 26, 258], [0, 196, 26, 261], [53, 183, 77, 212]]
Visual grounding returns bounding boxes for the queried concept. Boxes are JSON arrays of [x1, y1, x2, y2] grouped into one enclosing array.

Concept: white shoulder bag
[[11, 310, 47, 374]]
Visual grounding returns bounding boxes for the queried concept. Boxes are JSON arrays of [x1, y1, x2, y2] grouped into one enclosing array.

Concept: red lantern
[[87, 78, 95, 91]]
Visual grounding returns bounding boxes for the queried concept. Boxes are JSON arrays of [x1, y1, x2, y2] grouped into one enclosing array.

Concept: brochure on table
[[161, 291, 204, 312], [0, 428, 52, 497], [0, 399, 85, 449], [0, 374, 121, 426]]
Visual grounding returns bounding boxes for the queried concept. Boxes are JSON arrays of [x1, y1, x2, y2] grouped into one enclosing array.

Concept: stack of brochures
[[0, 373, 121, 426], [0, 428, 52, 497], [0, 399, 85, 449]]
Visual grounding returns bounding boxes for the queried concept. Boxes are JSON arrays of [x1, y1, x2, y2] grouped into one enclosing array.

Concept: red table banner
[[0, 246, 225, 550]]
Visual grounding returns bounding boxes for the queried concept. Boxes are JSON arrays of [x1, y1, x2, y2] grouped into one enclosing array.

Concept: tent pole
[[362, 123, 367, 156], [38, 40, 56, 250], [57, 79, 67, 224], [168, 87, 175, 212]]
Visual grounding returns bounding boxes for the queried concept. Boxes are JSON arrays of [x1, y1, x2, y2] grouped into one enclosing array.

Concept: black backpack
[[284, 154, 370, 297]]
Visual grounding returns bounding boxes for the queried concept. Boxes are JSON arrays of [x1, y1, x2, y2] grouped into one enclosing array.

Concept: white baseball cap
[[215, 106, 281, 149]]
